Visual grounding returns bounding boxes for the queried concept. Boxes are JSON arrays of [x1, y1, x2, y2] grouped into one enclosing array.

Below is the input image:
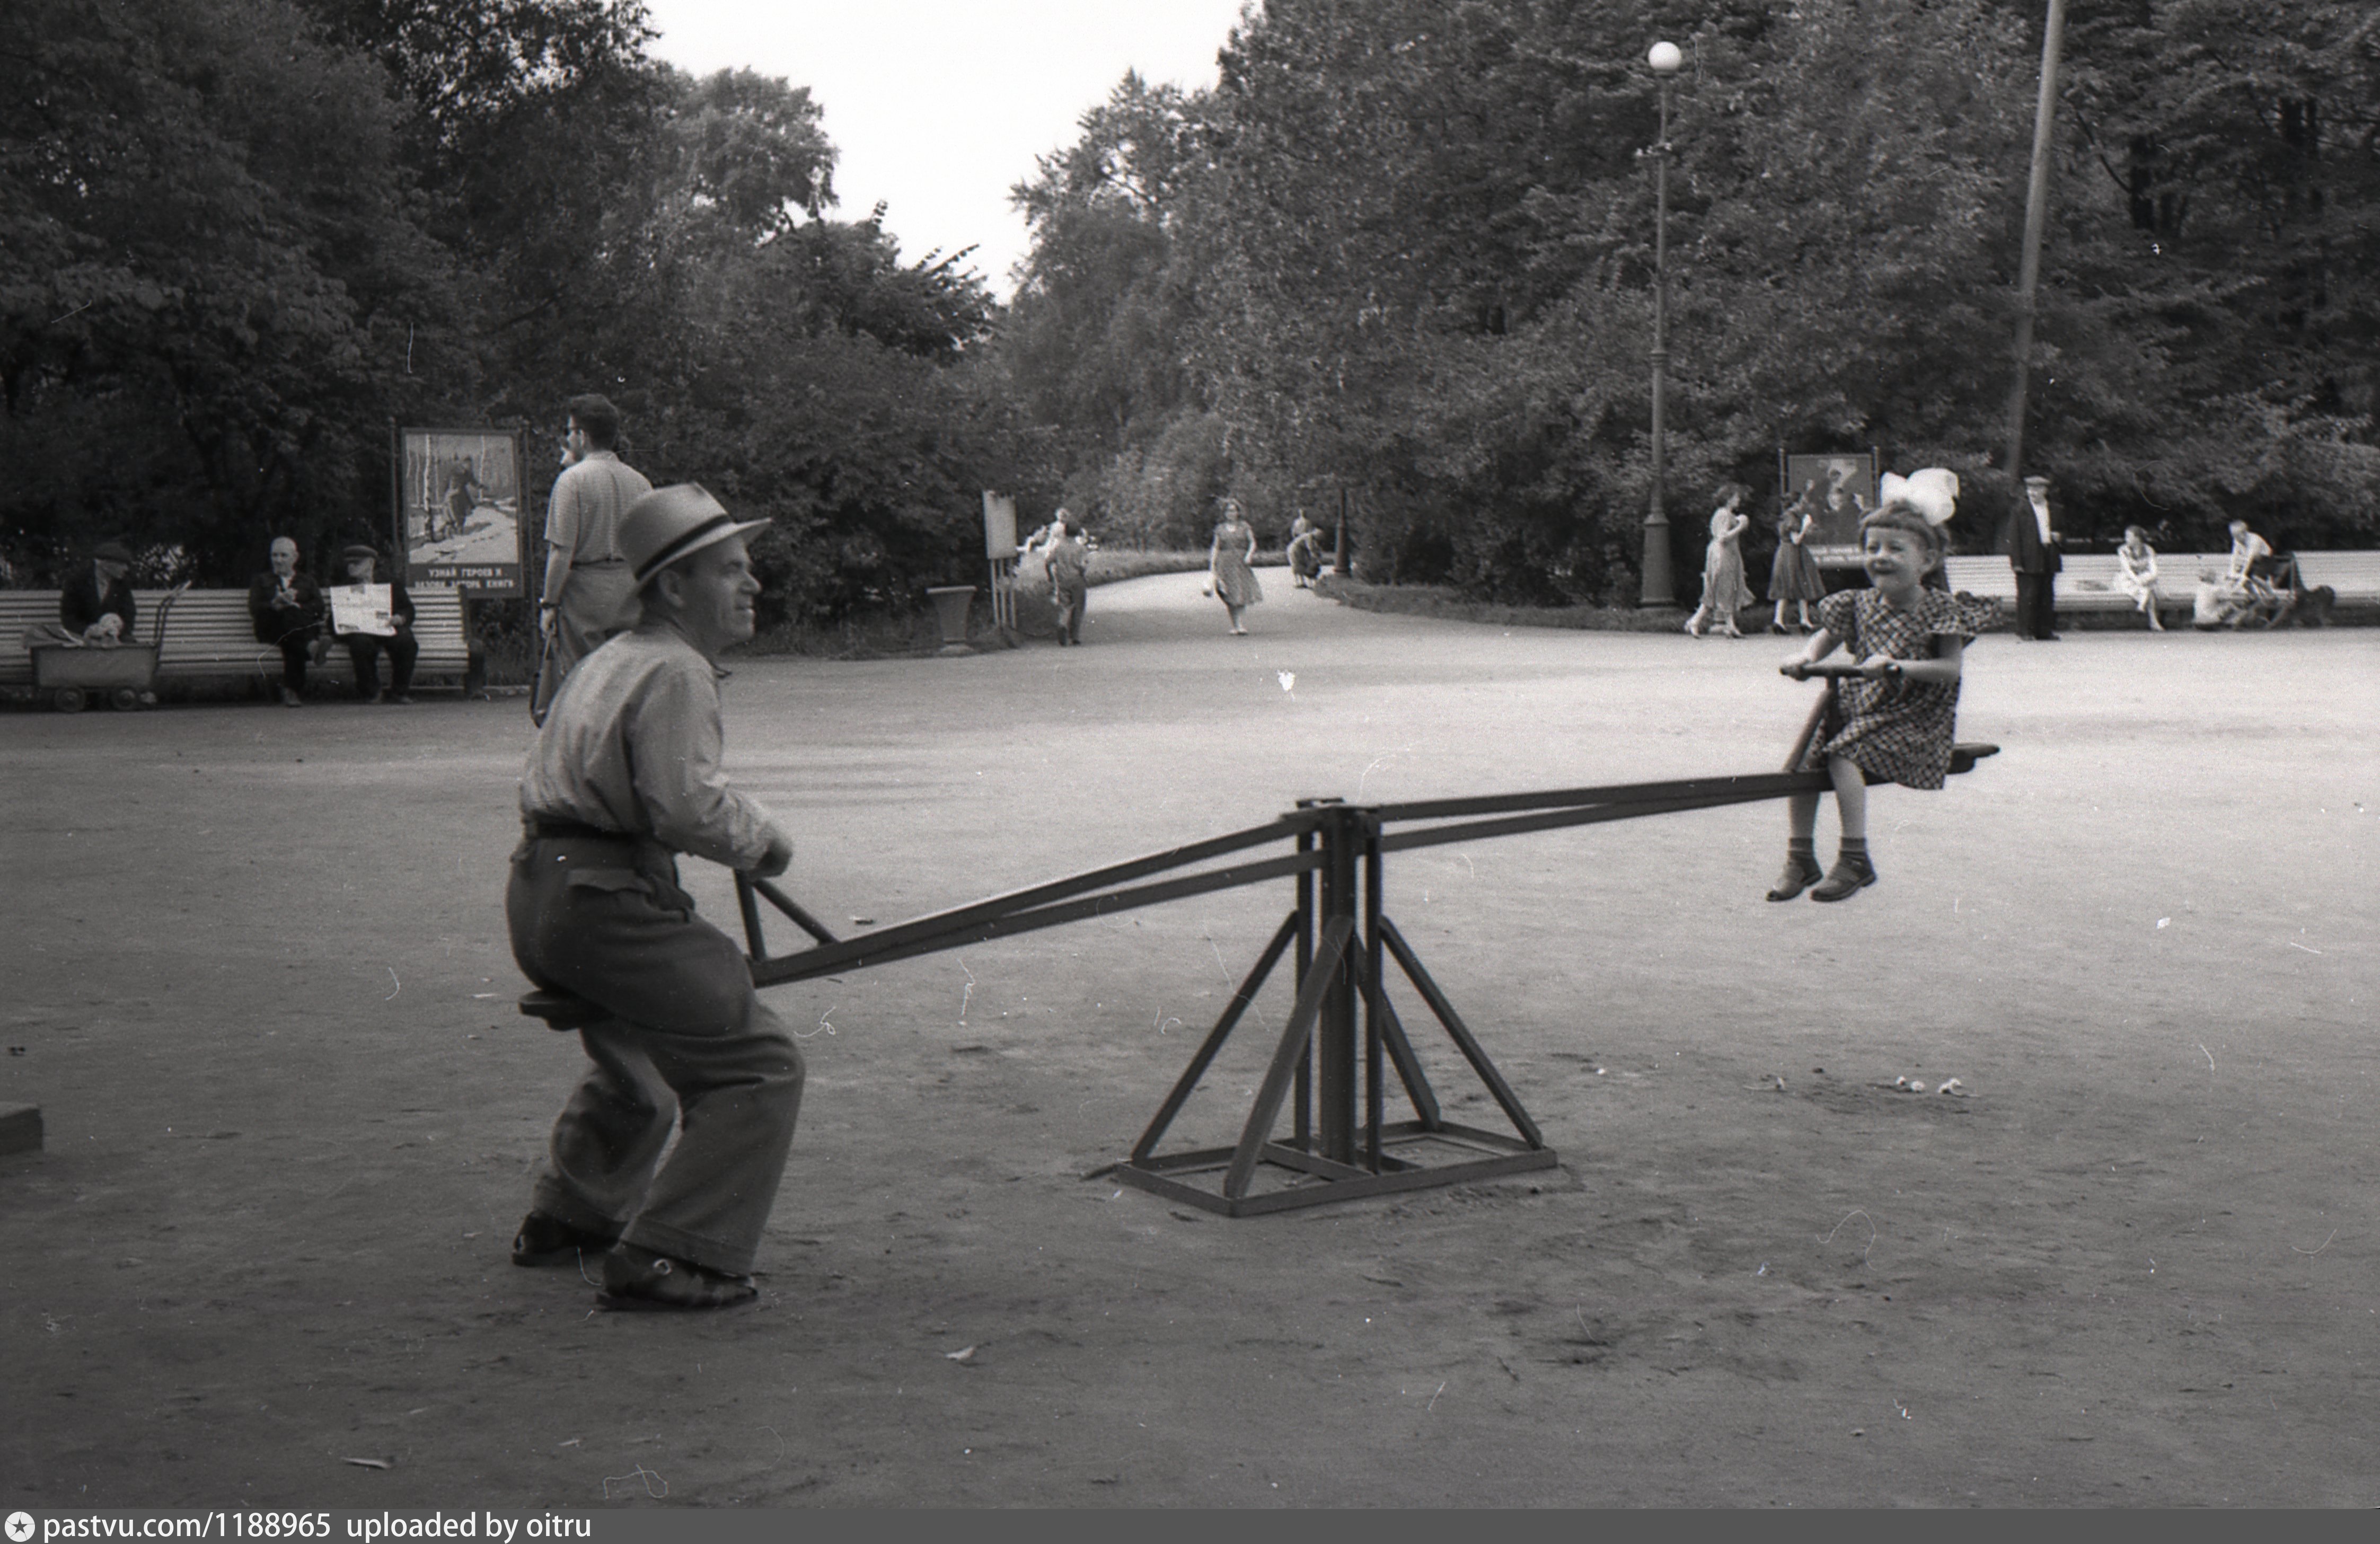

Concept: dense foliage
[[2, 0, 1034, 624], [12, 0, 2373, 615], [1003, 0, 2380, 600]]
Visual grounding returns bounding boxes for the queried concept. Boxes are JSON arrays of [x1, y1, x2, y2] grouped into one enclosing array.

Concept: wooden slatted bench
[[2294, 551, 2380, 605], [2, 587, 472, 703], [1944, 552, 2226, 624]]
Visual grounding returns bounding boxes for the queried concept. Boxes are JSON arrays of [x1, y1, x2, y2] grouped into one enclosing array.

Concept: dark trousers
[[344, 631, 419, 698], [507, 833, 803, 1275], [264, 620, 321, 691], [2013, 571, 2058, 638], [1052, 577, 1087, 643]]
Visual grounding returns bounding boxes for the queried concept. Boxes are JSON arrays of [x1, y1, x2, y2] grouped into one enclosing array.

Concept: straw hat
[[621, 484, 770, 588]]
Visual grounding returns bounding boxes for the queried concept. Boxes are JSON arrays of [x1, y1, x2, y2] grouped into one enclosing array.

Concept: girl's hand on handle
[[1784, 658, 1865, 681]]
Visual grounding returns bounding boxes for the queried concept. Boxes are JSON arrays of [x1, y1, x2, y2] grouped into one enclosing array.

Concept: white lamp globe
[[1648, 40, 1683, 74]]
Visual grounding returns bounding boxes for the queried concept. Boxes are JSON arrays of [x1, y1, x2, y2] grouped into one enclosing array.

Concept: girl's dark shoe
[[1809, 852, 1878, 902], [1766, 852, 1825, 902], [597, 1245, 757, 1311]]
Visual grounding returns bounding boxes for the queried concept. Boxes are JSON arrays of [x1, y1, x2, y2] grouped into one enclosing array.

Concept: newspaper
[[330, 584, 396, 637]]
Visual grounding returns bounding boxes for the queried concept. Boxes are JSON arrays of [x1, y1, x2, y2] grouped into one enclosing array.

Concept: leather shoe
[[1809, 852, 1878, 902], [597, 1245, 757, 1311], [1766, 852, 1824, 902], [510, 1211, 619, 1267]]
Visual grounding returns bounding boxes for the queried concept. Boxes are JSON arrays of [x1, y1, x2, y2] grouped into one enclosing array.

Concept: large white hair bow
[[1877, 467, 1959, 527]]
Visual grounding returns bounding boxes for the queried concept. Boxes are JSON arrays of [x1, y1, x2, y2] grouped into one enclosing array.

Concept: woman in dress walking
[[1683, 484, 1753, 638], [1768, 484, 1825, 633], [1207, 497, 1264, 634]]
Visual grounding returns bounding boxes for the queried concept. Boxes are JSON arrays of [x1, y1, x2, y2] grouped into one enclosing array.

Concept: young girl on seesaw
[[1768, 468, 1989, 903]]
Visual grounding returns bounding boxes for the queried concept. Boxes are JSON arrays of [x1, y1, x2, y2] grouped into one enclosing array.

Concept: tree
[[2, 0, 456, 580], [1003, 73, 1210, 539], [1003, 0, 2377, 601]]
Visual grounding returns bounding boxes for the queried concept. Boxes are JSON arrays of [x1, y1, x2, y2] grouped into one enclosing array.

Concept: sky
[[636, 1, 1254, 297]]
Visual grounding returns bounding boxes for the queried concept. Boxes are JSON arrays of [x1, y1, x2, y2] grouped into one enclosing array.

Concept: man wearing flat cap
[[2003, 473, 2063, 641], [60, 541, 138, 644], [333, 544, 418, 704], [506, 483, 802, 1311]]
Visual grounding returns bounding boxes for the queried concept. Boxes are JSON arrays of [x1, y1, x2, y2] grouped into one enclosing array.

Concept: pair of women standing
[[1688, 483, 1827, 636]]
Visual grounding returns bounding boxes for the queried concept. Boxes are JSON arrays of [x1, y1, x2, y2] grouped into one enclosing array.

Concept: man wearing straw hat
[[506, 483, 801, 1311]]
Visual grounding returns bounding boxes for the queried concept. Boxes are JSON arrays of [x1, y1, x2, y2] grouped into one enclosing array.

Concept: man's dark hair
[[568, 394, 624, 451]]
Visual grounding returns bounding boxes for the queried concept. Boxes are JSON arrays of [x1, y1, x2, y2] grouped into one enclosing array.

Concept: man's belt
[[572, 558, 628, 568], [526, 815, 636, 841]]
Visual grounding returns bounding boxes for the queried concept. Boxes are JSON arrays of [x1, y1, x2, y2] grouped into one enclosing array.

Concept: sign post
[[982, 491, 1019, 634]]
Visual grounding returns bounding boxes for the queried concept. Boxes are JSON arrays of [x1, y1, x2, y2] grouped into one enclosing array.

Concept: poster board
[[1780, 451, 1878, 567], [982, 491, 1018, 559], [396, 427, 527, 596]]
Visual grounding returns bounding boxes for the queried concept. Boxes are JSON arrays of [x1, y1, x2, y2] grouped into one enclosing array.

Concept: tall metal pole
[[2001, 0, 2069, 491], [1640, 45, 1682, 607]]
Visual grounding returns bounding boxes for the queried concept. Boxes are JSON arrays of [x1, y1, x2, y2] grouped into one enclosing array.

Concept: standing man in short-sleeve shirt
[[535, 393, 653, 721]]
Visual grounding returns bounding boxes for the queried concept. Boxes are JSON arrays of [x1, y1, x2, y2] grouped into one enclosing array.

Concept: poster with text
[[398, 427, 526, 595], [1783, 452, 1877, 565]]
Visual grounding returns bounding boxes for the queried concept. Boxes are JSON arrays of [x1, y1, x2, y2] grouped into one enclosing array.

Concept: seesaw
[[524, 661, 1996, 1216]]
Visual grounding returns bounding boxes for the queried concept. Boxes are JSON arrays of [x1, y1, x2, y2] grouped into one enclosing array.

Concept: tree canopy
[[12, 0, 2373, 612], [2, 0, 1031, 622], [1001, 0, 2380, 598]]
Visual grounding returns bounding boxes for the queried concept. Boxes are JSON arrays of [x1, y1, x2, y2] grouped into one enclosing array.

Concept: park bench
[[1, 587, 471, 703], [2293, 551, 2380, 606], [1941, 550, 2377, 626]]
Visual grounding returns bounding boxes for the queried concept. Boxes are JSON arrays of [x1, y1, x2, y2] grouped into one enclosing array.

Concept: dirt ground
[[4, 574, 2375, 1509]]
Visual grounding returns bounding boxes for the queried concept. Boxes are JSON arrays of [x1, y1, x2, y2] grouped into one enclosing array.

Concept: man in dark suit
[[2004, 473, 2062, 640], [59, 540, 138, 643], [248, 536, 325, 706], [332, 544, 419, 703]]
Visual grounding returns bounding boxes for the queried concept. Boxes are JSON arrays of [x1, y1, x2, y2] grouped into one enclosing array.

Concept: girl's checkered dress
[[1796, 588, 1986, 790]]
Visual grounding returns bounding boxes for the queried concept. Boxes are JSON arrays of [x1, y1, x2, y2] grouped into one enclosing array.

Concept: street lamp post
[[1639, 40, 1683, 608]]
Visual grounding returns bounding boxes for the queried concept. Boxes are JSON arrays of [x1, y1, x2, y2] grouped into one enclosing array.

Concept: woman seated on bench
[[2113, 526, 2163, 631]]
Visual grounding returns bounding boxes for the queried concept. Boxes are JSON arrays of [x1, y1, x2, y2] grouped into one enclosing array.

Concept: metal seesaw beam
[[599, 740, 2000, 1216]]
